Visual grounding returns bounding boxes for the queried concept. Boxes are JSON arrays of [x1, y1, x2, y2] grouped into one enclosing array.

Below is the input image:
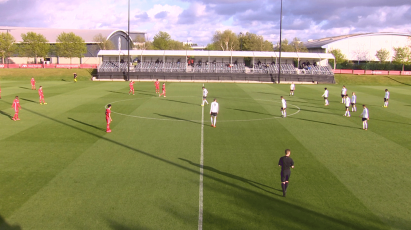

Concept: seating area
[[134, 62, 186, 73], [98, 61, 128, 72], [98, 61, 333, 75], [193, 62, 246, 73], [252, 63, 297, 74], [299, 65, 334, 75]]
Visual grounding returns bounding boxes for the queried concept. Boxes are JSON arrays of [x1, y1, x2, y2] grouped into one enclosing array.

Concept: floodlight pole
[[127, 0, 130, 81], [278, 0, 283, 84]]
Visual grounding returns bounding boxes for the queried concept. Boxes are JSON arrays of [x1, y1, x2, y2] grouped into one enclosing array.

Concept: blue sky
[[1, 0, 410, 45]]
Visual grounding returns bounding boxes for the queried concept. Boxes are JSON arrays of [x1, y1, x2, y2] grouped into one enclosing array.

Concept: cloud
[[154, 11, 168, 19], [0, 0, 411, 46]]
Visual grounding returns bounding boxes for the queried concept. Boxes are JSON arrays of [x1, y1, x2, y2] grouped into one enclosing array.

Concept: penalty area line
[[198, 105, 204, 230]]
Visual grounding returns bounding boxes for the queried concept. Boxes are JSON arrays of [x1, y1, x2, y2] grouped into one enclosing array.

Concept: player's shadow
[[68, 118, 106, 131], [299, 108, 338, 115], [107, 90, 126, 94], [20, 98, 36, 103], [166, 99, 198, 106], [289, 117, 359, 130], [385, 76, 411, 86], [0, 110, 12, 119], [179, 158, 282, 195], [155, 113, 201, 125], [227, 107, 273, 116], [19, 86, 30, 90], [257, 92, 281, 96], [0, 213, 22, 230]]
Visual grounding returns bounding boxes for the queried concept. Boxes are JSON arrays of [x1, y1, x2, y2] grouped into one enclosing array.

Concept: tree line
[[0, 31, 98, 64], [134, 29, 307, 53]]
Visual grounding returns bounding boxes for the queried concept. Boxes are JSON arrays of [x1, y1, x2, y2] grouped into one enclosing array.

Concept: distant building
[[0, 26, 145, 64], [305, 32, 411, 62]]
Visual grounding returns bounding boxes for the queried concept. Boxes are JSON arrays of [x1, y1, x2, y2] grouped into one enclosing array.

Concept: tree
[[19, 32, 50, 64], [0, 32, 16, 64], [273, 39, 293, 52], [55, 32, 87, 64], [152, 31, 171, 50], [204, 43, 217, 51], [239, 32, 273, 51], [290, 37, 308, 53], [393, 47, 411, 71], [375, 48, 390, 63], [93, 33, 115, 50], [328, 48, 348, 68], [212, 30, 239, 51]]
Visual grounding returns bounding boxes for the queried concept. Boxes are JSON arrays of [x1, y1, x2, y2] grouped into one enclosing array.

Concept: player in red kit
[[31, 78, 36, 90], [155, 79, 160, 94], [38, 86, 47, 105], [12, 96, 22, 121], [129, 81, 135, 95], [159, 83, 166, 97], [106, 104, 112, 133]]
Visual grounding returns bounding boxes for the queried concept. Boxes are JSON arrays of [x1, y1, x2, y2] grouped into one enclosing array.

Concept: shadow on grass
[[68, 117, 106, 131], [227, 107, 273, 116], [154, 113, 200, 125], [289, 117, 360, 130], [0, 213, 21, 230], [256, 92, 281, 96], [179, 158, 281, 195], [19, 86, 30, 90], [385, 76, 411, 86], [7, 101, 387, 230], [0, 110, 12, 119], [107, 90, 126, 94], [166, 99, 198, 106], [20, 98, 36, 103]]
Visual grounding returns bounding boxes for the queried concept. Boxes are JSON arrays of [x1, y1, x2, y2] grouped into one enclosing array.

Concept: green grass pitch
[[0, 78, 411, 229]]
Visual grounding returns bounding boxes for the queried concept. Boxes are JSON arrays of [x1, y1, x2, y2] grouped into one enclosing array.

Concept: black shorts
[[341, 94, 345, 98], [351, 103, 355, 106], [384, 98, 388, 102], [290, 90, 294, 92], [281, 107, 286, 110], [324, 97, 328, 100], [203, 96, 207, 99], [345, 106, 349, 109], [281, 170, 291, 182], [362, 118, 368, 121], [210, 112, 217, 116]]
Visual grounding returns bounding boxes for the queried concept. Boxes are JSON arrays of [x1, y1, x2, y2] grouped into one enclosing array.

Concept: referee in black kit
[[278, 149, 294, 197]]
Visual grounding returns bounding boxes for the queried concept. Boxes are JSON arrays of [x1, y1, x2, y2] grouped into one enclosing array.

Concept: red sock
[[106, 124, 110, 130]]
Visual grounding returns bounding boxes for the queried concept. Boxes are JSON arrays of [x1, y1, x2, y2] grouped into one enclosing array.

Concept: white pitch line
[[198, 105, 204, 230]]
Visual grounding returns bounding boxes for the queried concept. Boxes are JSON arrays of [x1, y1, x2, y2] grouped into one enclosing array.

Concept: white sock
[[211, 117, 213, 124], [284, 112, 286, 117], [347, 111, 350, 116], [206, 100, 208, 104], [214, 117, 217, 126], [363, 122, 365, 129], [365, 122, 368, 129]]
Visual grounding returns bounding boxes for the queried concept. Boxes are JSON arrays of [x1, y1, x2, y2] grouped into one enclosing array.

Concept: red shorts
[[106, 118, 111, 124], [162, 90, 165, 93], [156, 86, 160, 90], [130, 87, 134, 90], [40, 96, 44, 99]]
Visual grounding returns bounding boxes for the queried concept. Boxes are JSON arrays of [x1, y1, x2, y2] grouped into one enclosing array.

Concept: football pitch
[[0, 80, 410, 230]]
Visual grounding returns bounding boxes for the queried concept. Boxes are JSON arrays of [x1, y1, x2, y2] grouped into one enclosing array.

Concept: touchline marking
[[198, 105, 204, 230], [107, 97, 300, 122]]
